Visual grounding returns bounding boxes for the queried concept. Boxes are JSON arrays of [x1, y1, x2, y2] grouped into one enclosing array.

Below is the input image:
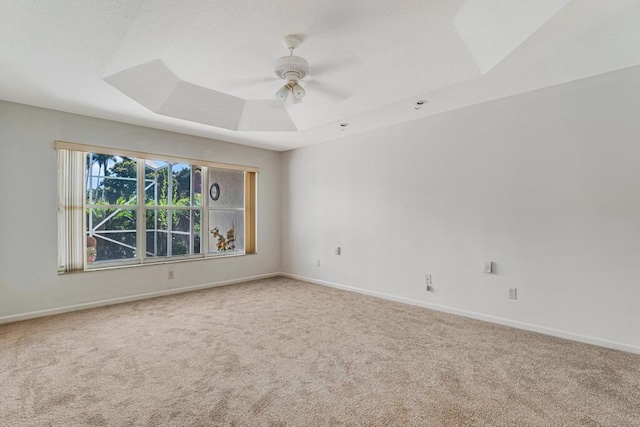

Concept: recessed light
[[414, 100, 428, 110]]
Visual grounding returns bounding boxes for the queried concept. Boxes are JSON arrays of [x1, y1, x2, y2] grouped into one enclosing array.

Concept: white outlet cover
[[483, 261, 493, 274]]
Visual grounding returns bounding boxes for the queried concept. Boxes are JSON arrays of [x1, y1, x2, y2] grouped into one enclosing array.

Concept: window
[[86, 154, 138, 263], [208, 168, 244, 254], [56, 141, 257, 273], [144, 160, 202, 259]]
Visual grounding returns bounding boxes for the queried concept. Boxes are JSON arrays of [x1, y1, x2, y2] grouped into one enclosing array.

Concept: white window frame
[[55, 140, 258, 273], [140, 161, 203, 262]]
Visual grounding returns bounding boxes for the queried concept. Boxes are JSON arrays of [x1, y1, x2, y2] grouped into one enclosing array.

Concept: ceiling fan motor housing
[[275, 55, 309, 82]]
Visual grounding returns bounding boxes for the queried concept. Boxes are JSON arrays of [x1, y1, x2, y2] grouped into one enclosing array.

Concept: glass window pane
[[172, 233, 190, 256], [86, 208, 137, 263], [208, 168, 244, 209], [145, 161, 199, 207], [86, 154, 137, 205], [145, 160, 170, 206], [208, 210, 244, 254], [172, 163, 192, 206], [146, 229, 168, 258], [146, 209, 200, 258]]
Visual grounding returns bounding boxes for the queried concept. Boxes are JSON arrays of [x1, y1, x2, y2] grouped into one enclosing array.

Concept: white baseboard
[[0, 272, 281, 324], [281, 272, 640, 355]]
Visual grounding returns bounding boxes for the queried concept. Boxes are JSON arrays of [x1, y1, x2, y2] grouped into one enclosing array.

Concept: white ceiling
[[1, 0, 639, 151]]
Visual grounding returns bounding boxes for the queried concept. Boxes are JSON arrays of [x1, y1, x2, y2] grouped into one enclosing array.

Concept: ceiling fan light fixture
[[276, 85, 290, 101], [274, 35, 310, 104], [276, 77, 306, 104], [291, 82, 306, 99]]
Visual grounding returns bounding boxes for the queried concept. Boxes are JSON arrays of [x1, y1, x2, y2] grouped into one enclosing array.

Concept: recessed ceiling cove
[[102, 0, 568, 132], [1, 0, 640, 149], [104, 59, 296, 131]]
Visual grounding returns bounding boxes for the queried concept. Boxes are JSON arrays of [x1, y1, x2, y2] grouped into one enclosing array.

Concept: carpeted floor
[[1, 277, 639, 426]]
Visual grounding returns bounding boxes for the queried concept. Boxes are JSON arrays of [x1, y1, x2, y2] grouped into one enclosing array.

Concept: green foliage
[[102, 158, 137, 204], [87, 155, 201, 262], [86, 203, 136, 262]]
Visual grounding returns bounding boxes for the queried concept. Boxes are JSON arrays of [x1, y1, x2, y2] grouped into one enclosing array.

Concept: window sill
[[58, 252, 256, 274]]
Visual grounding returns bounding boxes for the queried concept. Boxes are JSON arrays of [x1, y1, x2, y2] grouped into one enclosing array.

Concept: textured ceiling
[[1, 0, 639, 150]]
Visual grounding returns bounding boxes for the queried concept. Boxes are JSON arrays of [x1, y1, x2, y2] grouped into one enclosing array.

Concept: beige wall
[[0, 102, 281, 319], [281, 66, 640, 353]]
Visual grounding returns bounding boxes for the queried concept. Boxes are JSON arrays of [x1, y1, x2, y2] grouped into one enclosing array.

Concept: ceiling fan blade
[[228, 39, 281, 70], [311, 54, 360, 77], [225, 76, 279, 88], [307, 53, 360, 101], [220, 38, 283, 90], [237, 76, 280, 84], [305, 80, 351, 102]]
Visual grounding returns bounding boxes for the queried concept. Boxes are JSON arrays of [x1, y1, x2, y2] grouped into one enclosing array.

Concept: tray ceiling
[[1, 0, 639, 150]]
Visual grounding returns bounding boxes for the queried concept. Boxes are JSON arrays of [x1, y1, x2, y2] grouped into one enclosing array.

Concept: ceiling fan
[[274, 35, 309, 104], [227, 35, 355, 104]]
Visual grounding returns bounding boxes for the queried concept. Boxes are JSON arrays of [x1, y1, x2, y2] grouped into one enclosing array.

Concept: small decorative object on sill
[[210, 225, 236, 251], [87, 236, 97, 264]]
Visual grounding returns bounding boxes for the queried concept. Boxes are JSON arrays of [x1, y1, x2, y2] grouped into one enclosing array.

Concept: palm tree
[[94, 153, 114, 200]]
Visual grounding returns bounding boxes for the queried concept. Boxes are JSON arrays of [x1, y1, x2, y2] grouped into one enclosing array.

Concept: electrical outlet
[[335, 246, 341, 255], [507, 288, 517, 299], [168, 270, 174, 280], [316, 259, 321, 267], [483, 261, 493, 274], [425, 274, 432, 285]]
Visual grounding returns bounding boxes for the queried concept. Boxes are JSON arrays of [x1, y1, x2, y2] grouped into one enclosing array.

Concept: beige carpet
[[1, 277, 639, 426]]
